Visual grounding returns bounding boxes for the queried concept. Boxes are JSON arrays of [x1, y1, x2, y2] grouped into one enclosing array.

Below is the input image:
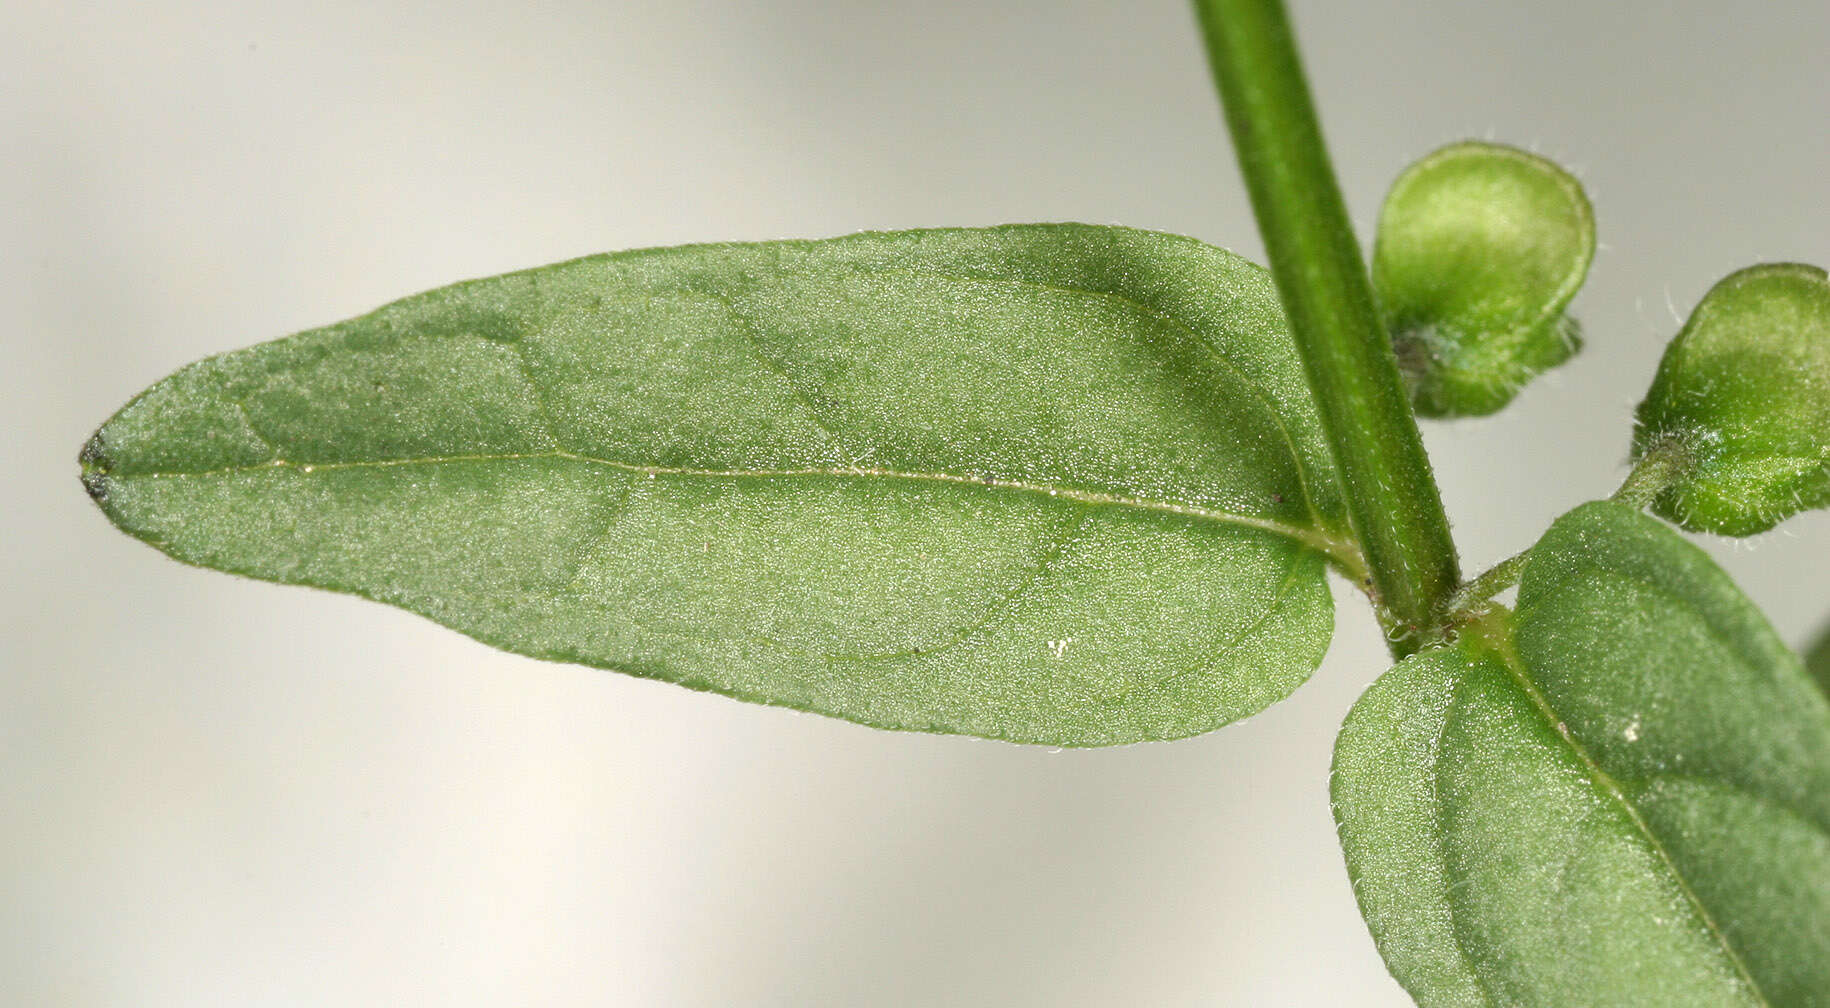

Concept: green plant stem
[[1446, 437, 1703, 622], [1192, 0, 1460, 655], [1612, 433, 1692, 510], [1446, 550, 1529, 620]]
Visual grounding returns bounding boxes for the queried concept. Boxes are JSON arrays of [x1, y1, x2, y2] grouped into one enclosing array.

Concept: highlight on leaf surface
[[1372, 141, 1595, 417], [1333, 501, 1830, 1007], [1633, 262, 1830, 536], [81, 224, 1350, 747]]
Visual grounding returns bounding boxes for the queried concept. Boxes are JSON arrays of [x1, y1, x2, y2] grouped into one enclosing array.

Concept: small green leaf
[[1334, 501, 1830, 1006], [1372, 141, 1595, 417], [1633, 263, 1830, 535], [83, 224, 1348, 746]]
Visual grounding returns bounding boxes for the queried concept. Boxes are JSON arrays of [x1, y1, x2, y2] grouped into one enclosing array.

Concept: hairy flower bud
[[1634, 263, 1830, 535], [1373, 141, 1595, 417]]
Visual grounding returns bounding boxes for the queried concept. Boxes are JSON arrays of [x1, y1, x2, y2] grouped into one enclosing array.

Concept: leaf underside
[[1334, 501, 1830, 1006], [84, 224, 1346, 746]]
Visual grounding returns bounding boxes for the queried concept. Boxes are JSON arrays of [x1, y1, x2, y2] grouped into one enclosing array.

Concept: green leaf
[[1372, 141, 1595, 417], [1633, 263, 1830, 535], [1807, 621, 1830, 698], [1334, 501, 1830, 1006], [82, 224, 1349, 747]]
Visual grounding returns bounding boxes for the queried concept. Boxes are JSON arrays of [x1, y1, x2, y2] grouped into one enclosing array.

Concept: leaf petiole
[[1612, 432, 1695, 510], [1444, 550, 1530, 622], [1446, 435, 1706, 624]]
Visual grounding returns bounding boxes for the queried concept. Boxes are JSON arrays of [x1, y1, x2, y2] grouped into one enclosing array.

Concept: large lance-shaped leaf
[[83, 224, 1349, 747], [1334, 501, 1830, 1006]]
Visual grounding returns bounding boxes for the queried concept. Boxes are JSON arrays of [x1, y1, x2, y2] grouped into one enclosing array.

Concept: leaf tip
[[78, 430, 113, 506]]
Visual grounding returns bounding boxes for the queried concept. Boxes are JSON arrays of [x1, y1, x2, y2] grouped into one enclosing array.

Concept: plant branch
[[1447, 550, 1528, 621], [1447, 436, 1704, 624], [1192, 0, 1460, 655], [1612, 433, 1693, 510]]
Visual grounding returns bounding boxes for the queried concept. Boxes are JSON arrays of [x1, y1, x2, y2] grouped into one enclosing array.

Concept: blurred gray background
[[6, 1, 1826, 1004]]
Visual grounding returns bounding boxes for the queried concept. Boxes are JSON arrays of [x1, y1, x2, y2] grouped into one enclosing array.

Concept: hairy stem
[[1447, 550, 1528, 621], [1192, 0, 1460, 655], [1613, 433, 1693, 510], [1447, 437, 1704, 623]]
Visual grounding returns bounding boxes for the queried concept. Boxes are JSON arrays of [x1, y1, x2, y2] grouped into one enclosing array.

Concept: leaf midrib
[[1517, 559, 1830, 833], [1463, 617, 1774, 1007], [852, 264, 1334, 531], [97, 448, 1358, 568]]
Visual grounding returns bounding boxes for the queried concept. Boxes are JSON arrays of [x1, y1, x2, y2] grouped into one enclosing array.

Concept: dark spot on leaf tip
[[78, 431, 112, 504], [81, 471, 110, 504]]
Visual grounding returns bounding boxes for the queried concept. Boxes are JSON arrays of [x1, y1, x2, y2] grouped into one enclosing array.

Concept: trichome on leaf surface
[[79, 0, 1830, 1003]]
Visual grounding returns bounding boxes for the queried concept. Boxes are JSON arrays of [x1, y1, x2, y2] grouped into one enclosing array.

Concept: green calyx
[[1373, 141, 1596, 418], [1633, 263, 1830, 536]]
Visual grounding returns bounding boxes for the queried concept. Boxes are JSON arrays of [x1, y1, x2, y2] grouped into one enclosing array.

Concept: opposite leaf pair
[[80, 144, 1830, 747], [82, 139, 1830, 1006]]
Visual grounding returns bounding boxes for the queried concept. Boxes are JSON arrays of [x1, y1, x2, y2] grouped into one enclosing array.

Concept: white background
[[6, 1, 1828, 1004]]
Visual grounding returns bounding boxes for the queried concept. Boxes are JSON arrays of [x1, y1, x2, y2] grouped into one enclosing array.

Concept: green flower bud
[[1373, 141, 1595, 417], [1633, 263, 1830, 535]]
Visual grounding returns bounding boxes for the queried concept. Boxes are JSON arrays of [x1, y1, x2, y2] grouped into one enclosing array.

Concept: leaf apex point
[[78, 431, 112, 504]]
